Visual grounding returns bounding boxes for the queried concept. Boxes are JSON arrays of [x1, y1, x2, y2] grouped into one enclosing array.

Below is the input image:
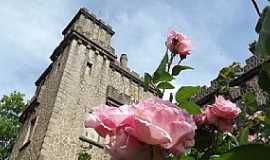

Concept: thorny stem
[[251, 0, 261, 17]]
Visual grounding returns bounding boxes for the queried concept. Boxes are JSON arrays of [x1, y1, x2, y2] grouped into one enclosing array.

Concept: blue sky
[[0, 0, 268, 99]]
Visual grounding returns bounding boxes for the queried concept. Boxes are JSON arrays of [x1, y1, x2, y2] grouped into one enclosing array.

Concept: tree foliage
[[0, 91, 26, 160]]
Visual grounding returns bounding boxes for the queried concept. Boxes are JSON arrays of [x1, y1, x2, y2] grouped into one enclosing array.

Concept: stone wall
[[10, 40, 71, 160]]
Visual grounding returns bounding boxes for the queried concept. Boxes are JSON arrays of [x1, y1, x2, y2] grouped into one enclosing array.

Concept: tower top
[[63, 8, 114, 35], [62, 8, 114, 50]]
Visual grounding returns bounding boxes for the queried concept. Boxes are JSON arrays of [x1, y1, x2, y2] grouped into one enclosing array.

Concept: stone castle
[[10, 7, 269, 160], [10, 8, 154, 160]]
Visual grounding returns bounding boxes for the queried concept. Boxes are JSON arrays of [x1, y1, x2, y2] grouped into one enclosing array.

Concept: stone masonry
[[10, 8, 154, 160]]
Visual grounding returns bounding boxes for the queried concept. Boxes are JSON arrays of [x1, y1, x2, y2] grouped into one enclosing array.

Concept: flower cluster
[[85, 97, 196, 160], [194, 96, 241, 132]]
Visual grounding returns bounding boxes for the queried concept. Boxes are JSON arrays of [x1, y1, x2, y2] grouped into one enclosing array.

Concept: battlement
[[62, 8, 114, 51]]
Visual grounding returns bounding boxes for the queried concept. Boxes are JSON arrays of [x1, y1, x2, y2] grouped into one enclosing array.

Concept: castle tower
[[10, 8, 154, 160]]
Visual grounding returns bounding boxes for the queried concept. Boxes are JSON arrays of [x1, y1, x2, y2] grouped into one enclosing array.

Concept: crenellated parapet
[[62, 8, 115, 54]]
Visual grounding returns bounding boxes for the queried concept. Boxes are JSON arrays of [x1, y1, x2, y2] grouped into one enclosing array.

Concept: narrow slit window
[[86, 62, 92, 76]]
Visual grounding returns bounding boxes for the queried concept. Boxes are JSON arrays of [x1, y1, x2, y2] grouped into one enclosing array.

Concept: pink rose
[[204, 96, 241, 132], [85, 105, 149, 160], [167, 31, 192, 58], [193, 112, 207, 125], [85, 104, 134, 137], [124, 97, 196, 156], [85, 97, 196, 158]]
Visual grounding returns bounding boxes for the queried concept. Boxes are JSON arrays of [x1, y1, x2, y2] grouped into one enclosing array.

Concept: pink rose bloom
[[193, 112, 207, 125], [85, 97, 196, 158], [124, 97, 196, 156], [204, 96, 241, 132], [85, 104, 134, 137], [167, 31, 192, 57], [85, 105, 150, 160]]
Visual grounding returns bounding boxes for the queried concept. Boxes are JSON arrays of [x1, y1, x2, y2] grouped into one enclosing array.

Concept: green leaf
[[159, 72, 173, 81], [153, 52, 170, 84], [243, 91, 257, 114], [144, 73, 152, 91], [256, 32, 270, 58], [156, 52, 169, 73], [261, 6, 270, 33], [239, 127, 249, 145], [172, 65, 193, 76], [258, 63, 270, 94], [175, 86, 201, 102], [179, 101, 201, 115], [255, 18, 263, 33], [157, 82, 175, 90], [153, 71, 173, 84], [256, 6, 270, 58], [213, 144, 270, 160]]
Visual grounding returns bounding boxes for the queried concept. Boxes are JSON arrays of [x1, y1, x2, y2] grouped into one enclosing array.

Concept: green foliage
[[179, 101, 201, 115], [153, 71, 174, 83], [144, 52, 170, 91], [78, 150, 91, 160], [157, 82, 175, 90], [239, 128, 249, 145], [176, 86, 201, 101], [256, 32, 270, 58], [213, 144, 270, 160], [175, 86, 201, 114], [181, 153, 195, 160], [258, 63, 270, 94], [256, 6, 270, 58], [0, 91, 26, 160], [216, 62, 239, 94], [243, 91, 257, 114], [156, 52, 169, 73], [255, 17, 263, 34], [172, 65, 193, 76], [218, 63, 239, 80]]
